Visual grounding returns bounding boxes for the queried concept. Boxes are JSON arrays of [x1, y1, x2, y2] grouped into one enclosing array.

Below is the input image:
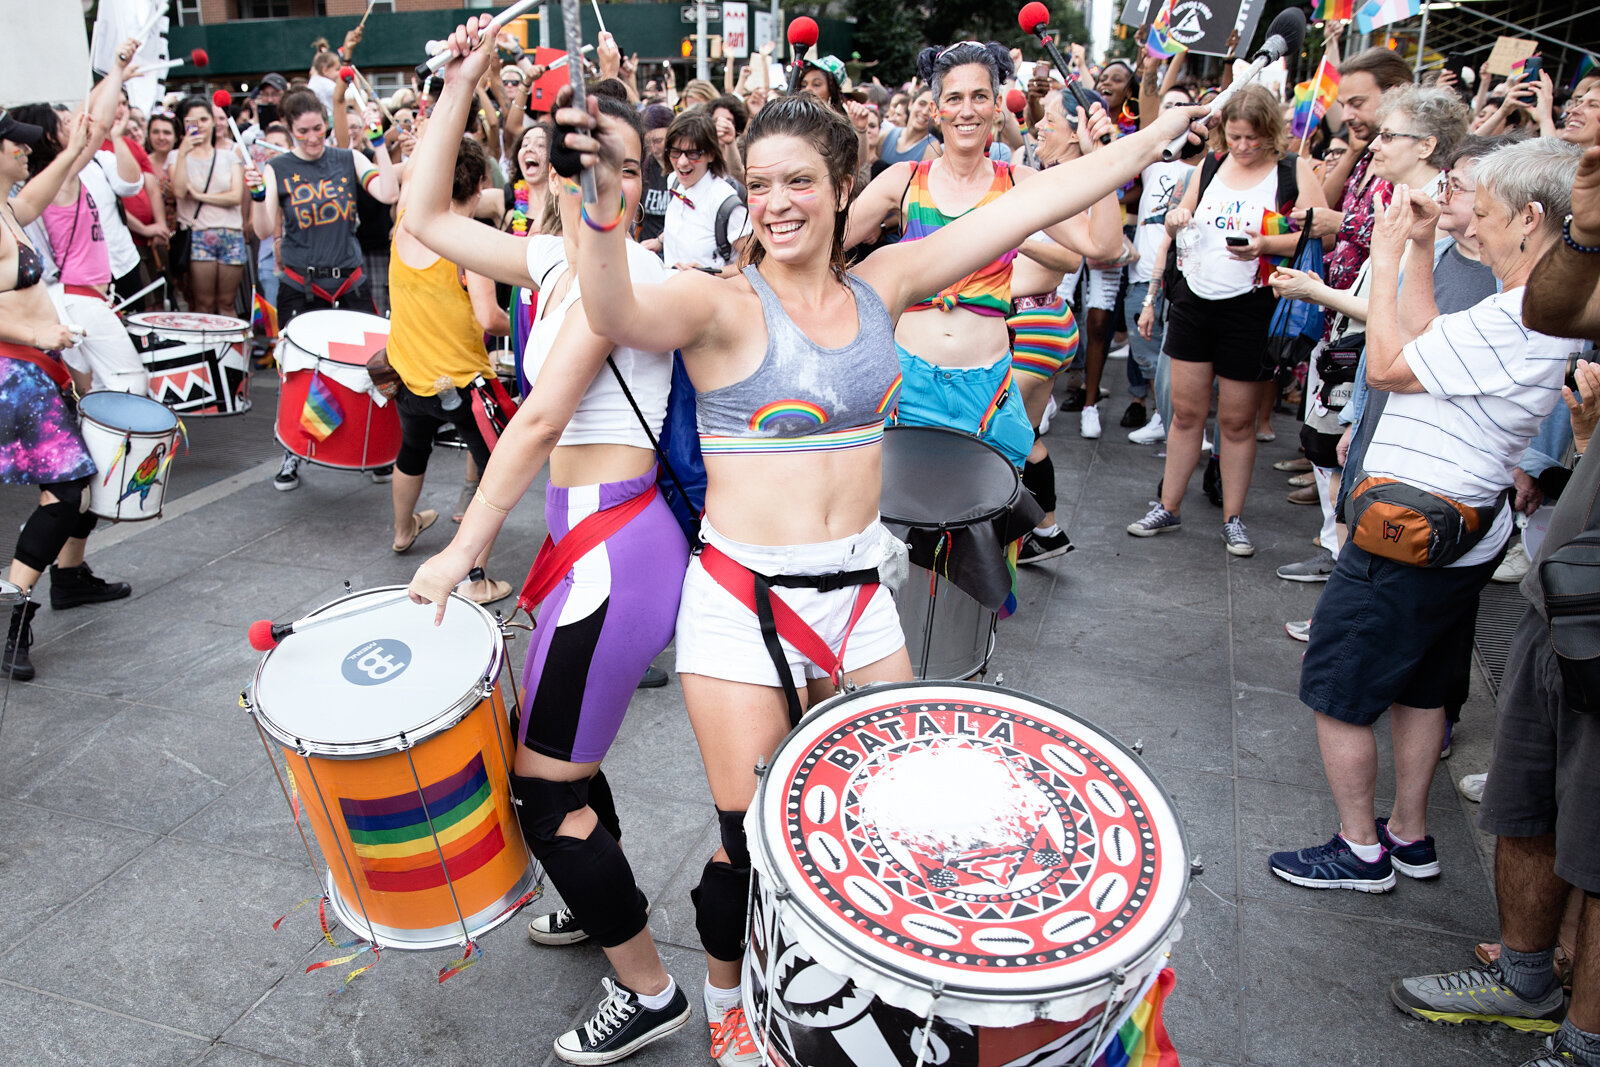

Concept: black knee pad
[[39, 476, 88, 512], [716, 808, 750, 869], [508, 772, 590, 850], [15, 497, 85, 572], [1022, 455, 1056, 515], [588, 768, 622, 843], [692, 859, 751, 963], [71, 508, 98, 539]]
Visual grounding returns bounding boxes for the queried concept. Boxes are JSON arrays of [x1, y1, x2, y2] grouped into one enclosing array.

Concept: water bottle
[[1175, 223, 1200, 274], [436, 376, 461, 412]]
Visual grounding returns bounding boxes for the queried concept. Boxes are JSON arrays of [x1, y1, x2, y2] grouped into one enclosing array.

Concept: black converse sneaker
[[529, 906, 588, 946], [553, 977, 691, 1065]]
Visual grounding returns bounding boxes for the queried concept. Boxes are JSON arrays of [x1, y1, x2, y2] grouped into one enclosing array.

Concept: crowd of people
[[3, 10, 1600, 1067]]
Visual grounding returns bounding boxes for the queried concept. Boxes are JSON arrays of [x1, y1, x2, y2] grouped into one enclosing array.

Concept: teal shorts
[[892, 344, 1033, 468]]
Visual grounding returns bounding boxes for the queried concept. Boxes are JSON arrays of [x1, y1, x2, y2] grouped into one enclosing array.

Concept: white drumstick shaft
[[140, 56, 191, 73], [423, 0, 541, 74], [1161, 55, 1266, 162], [109, 277, 165, 314], [545, 46, 591, 71], [290, 590, 415, 636], [590, 0, 606, 34], [226, 116, 253, 168], [134, 4, 166, 45]]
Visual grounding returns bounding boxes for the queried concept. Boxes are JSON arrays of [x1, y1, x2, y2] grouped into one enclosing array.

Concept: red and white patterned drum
[[274, 310, 400, 471], [125, 312, 253, 416], [744, 682, 1189, 1067]]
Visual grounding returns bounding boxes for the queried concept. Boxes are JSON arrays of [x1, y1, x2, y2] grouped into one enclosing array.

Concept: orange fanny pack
[[1344, 475, 1503, 568]]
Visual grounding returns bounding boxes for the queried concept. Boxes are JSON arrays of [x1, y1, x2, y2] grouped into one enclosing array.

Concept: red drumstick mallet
[[786, 16, 818, 94], [248, 619, 294, 651], [142, 48, 210, 73], [1005, 88, 1027, 118], [1017, 2, 1110, 144], [211, 89, 232, 111]]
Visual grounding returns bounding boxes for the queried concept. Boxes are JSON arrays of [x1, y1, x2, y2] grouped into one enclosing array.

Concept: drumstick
[[109, 277, 166, 314], [248, 589, 416, 651], [352, 67, 396, 125], [134, 2, 167, 47], [544, 45, 592, 72], [354, 0, 378, 35], [558, 0, 597, 205], [590, 0, 606, 34], [419, 0, 540, 76]]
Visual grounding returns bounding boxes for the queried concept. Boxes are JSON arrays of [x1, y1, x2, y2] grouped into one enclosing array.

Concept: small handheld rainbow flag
[[1146, 0, 1186, 58], [1090, 966, 1179, 1067], [300, 374, 344, 442], [1291, 57, 1341, 140], [1257, 209, 1294, 286], [252, 291, 278, 339], [1313, 0, 1354, 21], [1571, 55, 1597, 91]]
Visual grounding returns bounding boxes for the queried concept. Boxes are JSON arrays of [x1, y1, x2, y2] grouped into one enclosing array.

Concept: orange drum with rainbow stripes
[[248, 588, 541, 950]]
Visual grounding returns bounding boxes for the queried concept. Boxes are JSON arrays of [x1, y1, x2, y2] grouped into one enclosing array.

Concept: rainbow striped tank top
[[900, 160, 1017, 317]]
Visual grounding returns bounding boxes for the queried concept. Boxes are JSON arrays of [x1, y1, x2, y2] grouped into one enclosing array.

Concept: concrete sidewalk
[[0, 369, 1529, 1067]]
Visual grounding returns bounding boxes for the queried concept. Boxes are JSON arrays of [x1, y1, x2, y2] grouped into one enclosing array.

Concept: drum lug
[[1190, 855, 1205, 876], [396, 731, 413, 751], [839, 677, 857, 695], [1131, 738, 1145, 756], [753, 755, 768, 779], [237, 689, 253, 713]]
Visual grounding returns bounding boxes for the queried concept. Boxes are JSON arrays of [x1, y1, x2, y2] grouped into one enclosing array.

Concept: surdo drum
[[78, 391, 181, 522], [275, 310, 401, 471], [744, 682, 1188, 1067], [125, 311, 253, 415], [246, 588, 541, 950]]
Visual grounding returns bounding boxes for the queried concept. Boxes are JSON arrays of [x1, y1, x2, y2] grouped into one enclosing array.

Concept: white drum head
[[252, 588, 501, 756], [282, 309, 390, 367], [753, 682, 1189, 1011], [126, 311, 250, 339]]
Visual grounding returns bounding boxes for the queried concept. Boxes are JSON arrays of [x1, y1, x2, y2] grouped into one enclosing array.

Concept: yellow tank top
[[386, 220, 491, 395]]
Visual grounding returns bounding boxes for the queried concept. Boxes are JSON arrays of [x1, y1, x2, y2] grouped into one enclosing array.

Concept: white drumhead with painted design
[[251, 587, 500, 755], [281, 309, 390, 367], [126, 311, 251, 338], [752, 682, 1188, 1003]]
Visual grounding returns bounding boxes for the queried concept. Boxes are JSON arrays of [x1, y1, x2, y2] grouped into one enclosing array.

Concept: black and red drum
[[744, 682, 1189, 1067], [125, 311, 253, 416]]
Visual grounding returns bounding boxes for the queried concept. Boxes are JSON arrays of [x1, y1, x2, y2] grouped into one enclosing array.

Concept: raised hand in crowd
[[597, 30, 621, 80], [1567, 360, 1600, 455]]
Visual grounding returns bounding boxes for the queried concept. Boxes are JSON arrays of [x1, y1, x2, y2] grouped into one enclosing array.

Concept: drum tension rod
[[753, 756, 768, 779]]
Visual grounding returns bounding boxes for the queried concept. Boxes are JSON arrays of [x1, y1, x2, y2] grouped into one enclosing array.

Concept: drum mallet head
[[248, 619, 295, 650]]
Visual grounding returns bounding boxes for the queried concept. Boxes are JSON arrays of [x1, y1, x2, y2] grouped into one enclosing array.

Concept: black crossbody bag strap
[[605, 354, 698, 535]]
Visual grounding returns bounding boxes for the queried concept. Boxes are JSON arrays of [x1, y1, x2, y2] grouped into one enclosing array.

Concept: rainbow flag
[[1572, 55, 1597, 90], [1510, 55, 1532, 81], [1090, 967, 1179, 1067], [1257, 209, 1294, 286], [1146, 0, 1186, 58], [1313, 0, 1354, 21], [1354, 0, 1419, 34], [252, 291, 278, 339], [1291, 58, 1341, 140], [300, 374, 344, 442], [341, 753, 506, 893]]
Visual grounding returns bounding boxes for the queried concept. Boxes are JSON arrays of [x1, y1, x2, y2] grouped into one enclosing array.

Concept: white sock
[[1034, 523, 1061, 537], [637, 977, 678, 1011], [1380, 822, 1418, 846], [703, 979, 741, 1019], [1340, 834, 1384, 863]]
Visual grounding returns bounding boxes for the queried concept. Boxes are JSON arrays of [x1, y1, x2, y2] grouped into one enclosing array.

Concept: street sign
[[681, 3, 722, 22]]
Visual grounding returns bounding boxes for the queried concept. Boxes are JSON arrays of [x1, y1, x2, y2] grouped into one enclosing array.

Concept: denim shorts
[[1299, 542, 1501, 725], [893, 344, 1033, 469], [191, 227, 247, 266]]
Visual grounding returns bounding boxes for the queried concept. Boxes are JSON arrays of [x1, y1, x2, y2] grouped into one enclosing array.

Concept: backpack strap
[[1276, 152, 1299, 218], [713, 192, 744, 263]]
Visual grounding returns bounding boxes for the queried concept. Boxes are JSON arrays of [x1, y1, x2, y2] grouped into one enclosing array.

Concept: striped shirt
[[1364, 286, 1579, 566]]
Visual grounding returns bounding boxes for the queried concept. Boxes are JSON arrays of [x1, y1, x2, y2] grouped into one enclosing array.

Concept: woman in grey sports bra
[[534, 11, 1209, 1051]]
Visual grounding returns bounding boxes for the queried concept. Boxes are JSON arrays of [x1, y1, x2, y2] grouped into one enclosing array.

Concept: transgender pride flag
[[1355, 0, 1420, 34]]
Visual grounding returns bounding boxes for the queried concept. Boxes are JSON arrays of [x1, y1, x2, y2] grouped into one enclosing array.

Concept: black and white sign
[[1118, 0, 1269, 57]]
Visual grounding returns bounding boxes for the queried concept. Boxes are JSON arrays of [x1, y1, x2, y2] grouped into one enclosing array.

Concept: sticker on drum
[[252, 587, 501, 755], [755, 682, 1189, 1004]]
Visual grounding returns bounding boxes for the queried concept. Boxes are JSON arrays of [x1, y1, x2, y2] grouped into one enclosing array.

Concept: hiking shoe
[[48, 563, 131, 610], [1129, 411, 1166, 444], [1285, 619, 1311, 643], [1018, 528, 1075, 564], [1222, 515, 1255, 557], [1517, 1050, 1576, 1067], [1277, 551, 1334, 583], [1390, 964, 1564, 1033], [530, 907, 589, 946], [1128, 503, 1181, 537], [1377, 817, 1441, 879], [709, 1005, 761, 1065], [1080, 405, 1102, 439], [553, 977, 691, 1065], [1459, 773, 1488, 803], [1120, 400, 1147, 428], [274, 452, 300, 491], [1268, 834, 1396, 892]]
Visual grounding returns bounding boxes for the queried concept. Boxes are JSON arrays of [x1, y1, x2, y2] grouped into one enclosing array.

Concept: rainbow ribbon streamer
[[438, 940, 483, 984], [299, 373, 344, 442], [1146, 0, 1186, 58], [1090, 966, 1179, 1067], [101, 438, 130, 487]]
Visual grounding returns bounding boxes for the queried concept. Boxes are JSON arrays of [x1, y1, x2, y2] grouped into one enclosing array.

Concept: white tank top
[[523, 234, 673, 449], [1183, 162, 1280, 301]]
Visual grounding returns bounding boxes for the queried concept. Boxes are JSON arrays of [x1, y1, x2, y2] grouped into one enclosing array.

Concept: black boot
[[49, 563, 132, 610], [4, 602, 39, 681]]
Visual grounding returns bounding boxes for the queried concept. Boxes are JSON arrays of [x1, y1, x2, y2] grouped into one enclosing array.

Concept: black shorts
[[1300, 423, 1343, 470], [394, 383, 492, 477], [1162, 274, 1276, 383], [1479, 605, 1600, 893], [1299, 542, 1501, 725]]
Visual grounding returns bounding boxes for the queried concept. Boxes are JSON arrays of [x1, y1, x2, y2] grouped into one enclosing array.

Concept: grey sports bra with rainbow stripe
[[696, 265, 902, 456]]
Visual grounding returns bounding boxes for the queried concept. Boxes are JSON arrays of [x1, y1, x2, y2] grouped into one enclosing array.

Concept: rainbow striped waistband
[[699, 421, 886, 456]]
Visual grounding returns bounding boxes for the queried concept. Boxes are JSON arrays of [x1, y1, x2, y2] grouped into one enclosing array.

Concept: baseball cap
[[0, 109, 44, 147], [256, 73, 290, 94]]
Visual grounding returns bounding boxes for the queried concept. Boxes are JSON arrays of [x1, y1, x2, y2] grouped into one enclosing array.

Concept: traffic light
[[681, 36, 693, 57]]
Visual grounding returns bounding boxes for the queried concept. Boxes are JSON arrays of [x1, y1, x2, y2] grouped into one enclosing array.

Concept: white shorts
[[54, 290, 149, 394], [675, 519, 907, 690], [1085, 266, 1124, 312]]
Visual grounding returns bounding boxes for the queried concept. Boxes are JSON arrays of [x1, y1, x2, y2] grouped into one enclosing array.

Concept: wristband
[[249, 188, 267, 202], [580, 192, 628, 233], [1563, 215, 1600, 255], [474, 486, 511, 515]]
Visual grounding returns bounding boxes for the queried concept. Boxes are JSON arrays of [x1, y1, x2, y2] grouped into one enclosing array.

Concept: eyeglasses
[[668, 147, 707, 161], [1324, 148, 1348, 160], [1443, 177, 1474, 203], [1375, 129, 1425, 144]]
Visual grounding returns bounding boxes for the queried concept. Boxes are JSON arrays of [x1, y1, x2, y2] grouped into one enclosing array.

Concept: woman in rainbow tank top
[[844, 42, 1125, 473]]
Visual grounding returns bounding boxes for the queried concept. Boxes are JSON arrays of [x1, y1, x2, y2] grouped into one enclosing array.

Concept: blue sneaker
[[1377, 817, 1441, 879], [1268, 834, 1396, 892]]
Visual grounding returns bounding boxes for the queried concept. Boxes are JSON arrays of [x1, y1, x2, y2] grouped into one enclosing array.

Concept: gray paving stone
[[1164, 887, 1242, 1064], [194, 1044, 318, 1067], [0, 681, 127, 777], [169, 760, 321, 871], [0, 982, 210, 1066], [25, 612, 250, 703]]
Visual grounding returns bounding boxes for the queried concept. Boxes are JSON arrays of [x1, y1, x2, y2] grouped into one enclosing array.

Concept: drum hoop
[[127, 314, 250, 339], [249, 586, 506, 758], [878, 426, 1021, 529], [751, 679, 1192, 1005], [78, 393, 180, 436]]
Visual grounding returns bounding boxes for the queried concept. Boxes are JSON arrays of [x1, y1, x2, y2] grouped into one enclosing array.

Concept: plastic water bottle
[[1175, 223, 1200, 274], [436, 377, 461, 412]]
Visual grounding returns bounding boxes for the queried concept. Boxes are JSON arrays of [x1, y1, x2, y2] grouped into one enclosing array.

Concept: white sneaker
[[1492, 542, 1530, 584], [1080, 404, 1102, 439], [1458, 773, 1487, 803], [1039, 394, 1058, 435], [1128, 411, 1166, 444], [1107, 342, 1130, 360], [1202, 434, 1214, 453]]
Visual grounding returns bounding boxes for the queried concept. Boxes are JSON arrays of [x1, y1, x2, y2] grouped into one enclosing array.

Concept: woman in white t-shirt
[[1127, 86, 1326, 558], [660, 107, 750, 273]]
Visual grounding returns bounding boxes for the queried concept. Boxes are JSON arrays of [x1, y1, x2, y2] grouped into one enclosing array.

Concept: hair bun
[[985, 42, 1015, 85], [916, 46, 941, 87]]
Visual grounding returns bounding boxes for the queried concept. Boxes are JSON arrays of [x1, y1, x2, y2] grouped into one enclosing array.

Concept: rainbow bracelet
[[580, 191, 628, 233]]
